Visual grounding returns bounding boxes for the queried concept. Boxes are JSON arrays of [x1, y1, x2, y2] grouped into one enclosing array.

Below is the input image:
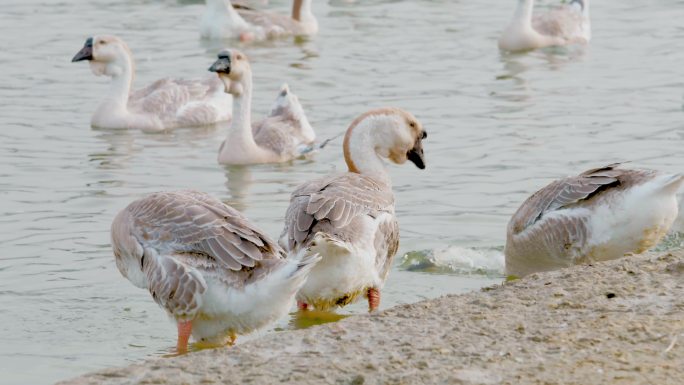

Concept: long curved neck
[[102, 55, 134, 110], [513, 0, 534, 26], [292, 0, 313, 22], [226, 73, 259, 151], [343, 117, 391, 185]]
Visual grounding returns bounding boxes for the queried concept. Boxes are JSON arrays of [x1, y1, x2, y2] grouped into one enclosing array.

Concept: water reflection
[[222, 166, 254, 210], [89, 131, 137, 170]]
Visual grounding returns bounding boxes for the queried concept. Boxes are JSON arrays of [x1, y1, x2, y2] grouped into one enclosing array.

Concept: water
[[1, 0, 683, 383]]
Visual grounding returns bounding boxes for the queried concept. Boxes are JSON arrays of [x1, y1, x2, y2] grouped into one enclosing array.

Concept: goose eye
[[236, 54, 243, 60], [99, 40, 107, 45], [409, 121, 416, 128]]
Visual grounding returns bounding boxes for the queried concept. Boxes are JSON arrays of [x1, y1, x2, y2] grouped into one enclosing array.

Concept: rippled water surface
[[2, 0, 684, 383]]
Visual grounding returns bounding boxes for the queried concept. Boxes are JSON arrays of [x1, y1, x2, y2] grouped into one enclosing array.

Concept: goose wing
[[238, 8, 299, 37], [129, 76, 224, 121], [507, 164, 661, 236], [125, 190, 284, 271], [532, 6, 584, 39], [281, 173, 395, 251], [252, 85, 315, 158]]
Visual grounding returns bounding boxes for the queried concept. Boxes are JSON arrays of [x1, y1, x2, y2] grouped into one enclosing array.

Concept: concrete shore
[[61, 251, 684, 385]]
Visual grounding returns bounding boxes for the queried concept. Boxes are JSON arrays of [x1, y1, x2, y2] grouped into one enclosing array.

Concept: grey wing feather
[[532, 6, 583, 38], [127, 190, 284, 271], [374, 218, 399, 281], [508, 164, 658, 236], [281, 174, 394, 251], [239, 9, 299, 36], [143, 248, 207, 318], [252, 116, 297, 157], [129, 76, 223, 122]]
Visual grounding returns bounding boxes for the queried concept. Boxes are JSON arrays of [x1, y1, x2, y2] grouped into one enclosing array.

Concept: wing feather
[[508, 164, 658, 236], [281, 173, 395, 251], [126, 190, 283, 272]]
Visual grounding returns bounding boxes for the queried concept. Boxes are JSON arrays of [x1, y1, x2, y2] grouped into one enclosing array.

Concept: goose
[[201, 0, 317, 41], [498, 0, 590, 52], [72, 35, 231, 132], [111, 190, 320, 353], [208, 49, 315, 165], [505, 164, 683, 277], [279, 108, 427, 312]]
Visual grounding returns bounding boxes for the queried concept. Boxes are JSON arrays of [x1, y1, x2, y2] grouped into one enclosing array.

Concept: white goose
[[279, 108, 427, 312], [201, 0, 317, 41], [111, 190, 319, 353], [498, 0, 590, 52], [208, 49, 315, 165], [72, 35, 231, 132], [505, 164, 683, 277]]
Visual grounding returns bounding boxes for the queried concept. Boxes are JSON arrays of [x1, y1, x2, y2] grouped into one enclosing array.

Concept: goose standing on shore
[[505, 164, 683, 277], [201, 0, 318, 41], [208, 49, 315, 165], [72, 36, 231, 132], [111, 190, 320, 353], [280, 108, 427, 312], [498, 0, 590, 52]]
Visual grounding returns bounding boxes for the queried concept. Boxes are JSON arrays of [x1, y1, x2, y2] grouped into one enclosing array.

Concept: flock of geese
[[71, 0, 683, 354]]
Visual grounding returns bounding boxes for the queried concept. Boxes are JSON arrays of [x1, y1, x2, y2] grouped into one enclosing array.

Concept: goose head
[[344, 108, 427, 175], [208, 49, 250, 96], [72, 35, 133, 77]]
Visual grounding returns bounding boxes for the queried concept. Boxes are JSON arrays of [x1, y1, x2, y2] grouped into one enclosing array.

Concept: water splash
[[653, 231, 684, 252], [400, 246, 506, 276]]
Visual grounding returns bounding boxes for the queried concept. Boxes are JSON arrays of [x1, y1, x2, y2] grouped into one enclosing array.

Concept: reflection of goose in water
[[506, 164, 684, 277], [72, 35, 231, 132], [499, 0, 590, 52], [222, 166, 254, 212], [88, 131, 138, 170]]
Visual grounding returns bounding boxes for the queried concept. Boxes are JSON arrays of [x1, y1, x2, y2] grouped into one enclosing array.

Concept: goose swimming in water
[[279, 108, 427, 312], [505, 164, 683, 277], [498, 0, 590, 52], [111, 190, 320, 353], [201, 0, 317, 41], [208, 49, 315, 165], [72, 35, 231, 132]]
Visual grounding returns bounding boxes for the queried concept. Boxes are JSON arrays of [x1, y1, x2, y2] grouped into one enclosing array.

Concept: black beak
[[407, 133, 426, 169], [208, 51, 231, 74], [72, 37, 94, 62]]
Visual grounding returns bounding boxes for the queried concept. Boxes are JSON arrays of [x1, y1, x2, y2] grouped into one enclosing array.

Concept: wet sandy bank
[[60, 250, 684, 385]]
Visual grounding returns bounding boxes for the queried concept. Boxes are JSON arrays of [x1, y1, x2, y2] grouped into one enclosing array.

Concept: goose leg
[[177, 320, 193, 354], [297, 301, 309, 311], [367, 288, 380, 312]]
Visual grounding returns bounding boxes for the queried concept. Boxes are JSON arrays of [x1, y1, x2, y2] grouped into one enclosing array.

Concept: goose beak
[[208, 52, 231, 74], [407, 136, 426, 170], [407, 131, 426, 169], [72, 37, 94, 62]]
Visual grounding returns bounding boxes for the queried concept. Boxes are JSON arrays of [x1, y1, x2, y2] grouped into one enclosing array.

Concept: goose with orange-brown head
[[280, 108, 427, 312]]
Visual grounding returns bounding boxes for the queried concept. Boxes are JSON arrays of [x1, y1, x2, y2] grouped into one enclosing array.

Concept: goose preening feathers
[[208, 49, 315, 165], [498, 0, 591, 52], [505, 164, 683, 277], [201, 0, 317, 41], [279, 108, 427, 312], [111, 190, 320, 353], [72, 35, 231, 132]]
